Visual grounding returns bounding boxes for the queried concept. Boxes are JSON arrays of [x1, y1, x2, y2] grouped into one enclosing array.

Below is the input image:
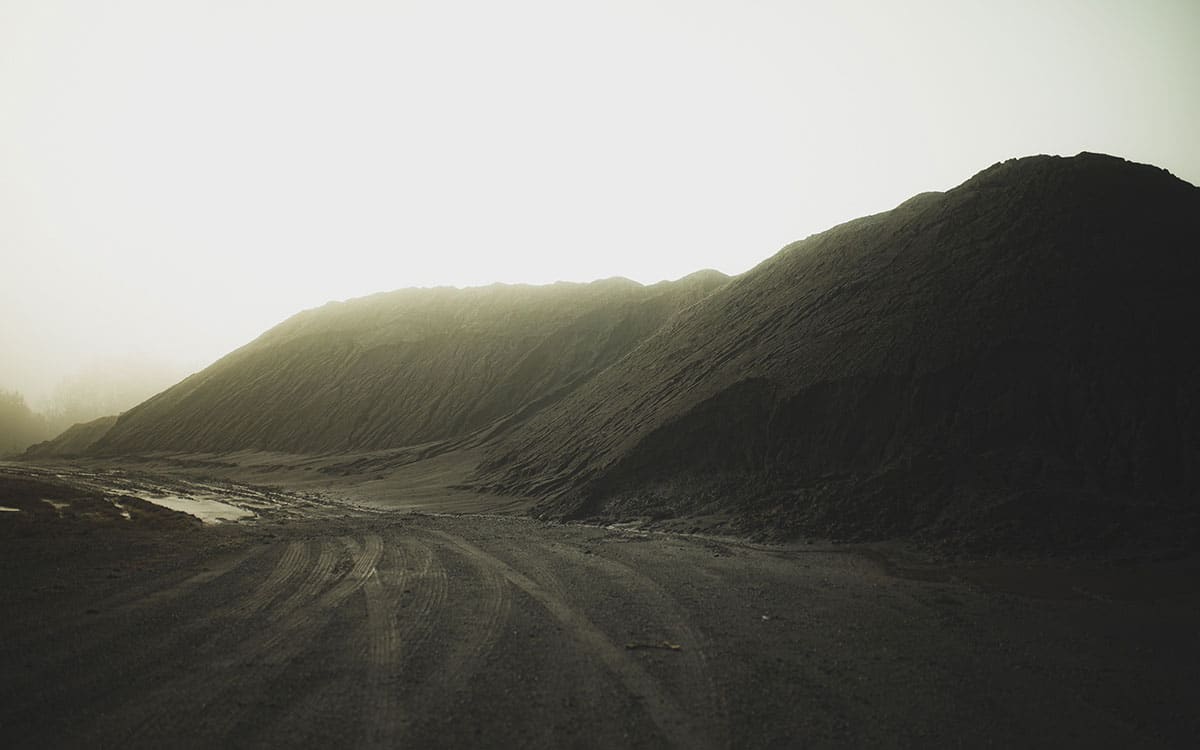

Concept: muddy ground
[[1, 463, 1197, 748]]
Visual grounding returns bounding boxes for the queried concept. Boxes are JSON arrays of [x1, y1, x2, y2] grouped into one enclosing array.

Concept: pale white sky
[[2, 0, 1198, 405]]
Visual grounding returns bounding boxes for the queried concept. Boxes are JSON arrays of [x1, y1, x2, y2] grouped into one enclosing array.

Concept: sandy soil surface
[[1, 463, 1198, 748]]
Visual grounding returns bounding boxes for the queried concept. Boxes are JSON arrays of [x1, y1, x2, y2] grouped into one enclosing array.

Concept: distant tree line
[[0, 360, 184, 456], [0, 390, 51, 456]]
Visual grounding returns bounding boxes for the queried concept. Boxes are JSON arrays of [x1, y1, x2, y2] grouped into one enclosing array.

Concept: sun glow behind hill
[[1, 1, 1198, 402]]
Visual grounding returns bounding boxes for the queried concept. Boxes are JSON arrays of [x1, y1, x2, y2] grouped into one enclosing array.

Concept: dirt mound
[[474, 153, 1200, 552], [92, 272, 728, 455], [23, 415, 118, 458]]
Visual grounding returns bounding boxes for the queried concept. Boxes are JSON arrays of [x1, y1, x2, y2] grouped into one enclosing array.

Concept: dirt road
[[1, 465, 1197, 748]]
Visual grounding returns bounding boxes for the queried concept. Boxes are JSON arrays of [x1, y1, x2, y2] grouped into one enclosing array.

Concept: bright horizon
[[2, 0, 1199, 406]]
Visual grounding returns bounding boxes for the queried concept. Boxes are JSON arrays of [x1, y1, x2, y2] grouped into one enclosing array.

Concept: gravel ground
[[1, 465, 1197, 748]]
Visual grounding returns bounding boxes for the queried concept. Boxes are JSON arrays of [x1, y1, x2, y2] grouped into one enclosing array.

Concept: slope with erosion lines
[[22, 415, 117, 458], [92, 271, 728, 456], [474, 153, 1200, 551]]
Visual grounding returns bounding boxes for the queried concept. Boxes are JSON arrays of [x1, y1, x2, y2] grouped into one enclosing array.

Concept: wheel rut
[[426, 529, 717, 750], [586, 548, 730, 746], [112, 535, 383, 746], [217, 540, 310, 620], [200, 535, 381, 742], [359, 541, 409, 745], [417, 534, 513, 695]]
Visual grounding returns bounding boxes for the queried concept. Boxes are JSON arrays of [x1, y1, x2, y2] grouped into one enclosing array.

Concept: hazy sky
[[2, 0, 1198, 405]]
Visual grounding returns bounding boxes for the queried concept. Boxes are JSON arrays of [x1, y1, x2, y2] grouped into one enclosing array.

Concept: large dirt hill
[[474, 153, 1200, 550], [92, 272, 728, 455]]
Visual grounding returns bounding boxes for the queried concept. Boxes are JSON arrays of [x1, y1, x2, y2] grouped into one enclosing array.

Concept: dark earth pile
[[474, 153, 1200, 552]]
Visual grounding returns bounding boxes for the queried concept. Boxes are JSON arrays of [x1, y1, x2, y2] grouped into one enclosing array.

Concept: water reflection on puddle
[[135, 494, 254, 524], [106, 497, 132, 520]]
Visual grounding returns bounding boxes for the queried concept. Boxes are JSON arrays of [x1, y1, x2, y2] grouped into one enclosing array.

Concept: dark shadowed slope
[[23, 415, 117, 458], [93, 272, 728, 455], [475, 153, 1200, 550]]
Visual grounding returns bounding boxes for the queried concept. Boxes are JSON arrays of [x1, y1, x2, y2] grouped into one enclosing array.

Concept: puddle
[[180, 482, 285, 513], [0, 506, 20, 512], [134, 494, 254, 524], [105, 497, 132, 521]]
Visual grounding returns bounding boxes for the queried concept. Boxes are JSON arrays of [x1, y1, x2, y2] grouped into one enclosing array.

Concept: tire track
[[113, 539, 338, 744], [359, 535, 452, 745], [389, 537, 449, 657], [420, 534, 512, 696], [359, 540, 408, 746], [200, 538, 356, 746], [124, 535, 383, 745], [260, 535, 449, 748], [217, 540, 309, 620], [435, 532, 638, 747], [586, 549, 729, 747], [261, 540, 340, 628], [119, 545, 267, 613], [305, 533, 383, 616], [426, 529, 716, 750]]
